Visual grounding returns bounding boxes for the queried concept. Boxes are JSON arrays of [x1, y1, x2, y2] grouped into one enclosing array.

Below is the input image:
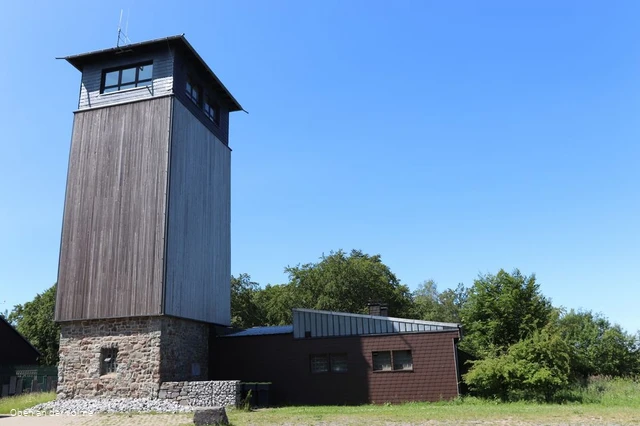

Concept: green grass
[[228, 403, 640, 425], [3, 379, 640, 425], [227, 378, 640, 425], [0, 391, 56, 414]]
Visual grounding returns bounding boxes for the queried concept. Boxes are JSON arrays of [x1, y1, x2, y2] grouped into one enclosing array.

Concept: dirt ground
[[0, 413, 193, 426]]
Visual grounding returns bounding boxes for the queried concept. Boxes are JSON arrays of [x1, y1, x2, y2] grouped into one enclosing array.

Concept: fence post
[[9, 376, 16, 395]]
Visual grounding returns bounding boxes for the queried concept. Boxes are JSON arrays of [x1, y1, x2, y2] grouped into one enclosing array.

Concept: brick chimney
[[368, 302, 388, 317]]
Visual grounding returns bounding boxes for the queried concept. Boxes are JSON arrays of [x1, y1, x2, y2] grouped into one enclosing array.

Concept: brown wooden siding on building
[[163, 98, 231, 325], [214, 331, 460, 405], [55, 97, 171, 321]]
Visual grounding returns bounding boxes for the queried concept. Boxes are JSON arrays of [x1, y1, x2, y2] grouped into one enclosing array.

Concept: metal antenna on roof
[[117, 10, 123, 47], [116, 9, 132, 48], [125, 9, 131, 42]]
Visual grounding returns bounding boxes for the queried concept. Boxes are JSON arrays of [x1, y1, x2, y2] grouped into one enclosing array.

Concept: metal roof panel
[[224, 325, 294, 337]]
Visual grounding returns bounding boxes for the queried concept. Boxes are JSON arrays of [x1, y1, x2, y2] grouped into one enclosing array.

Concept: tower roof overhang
[[60, 34, 243, 112]]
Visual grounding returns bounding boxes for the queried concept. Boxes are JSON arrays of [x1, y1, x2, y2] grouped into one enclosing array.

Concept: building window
[[310, 353, 348, 374], [330, 353, 348, 373], [100, 348, 118, 375], [186, 78, 201, 106], [203, 96, 220, 124], [372, 350, 413, 372], [102, 63, 153, 93], [310, 354, 329, 374], [372, 351, 392, 371], [392, 350, 413, 371]]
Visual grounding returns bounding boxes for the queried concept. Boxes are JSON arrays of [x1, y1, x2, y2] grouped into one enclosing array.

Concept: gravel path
[[30, 397, 193, 414], [0, 398, 194, 426]]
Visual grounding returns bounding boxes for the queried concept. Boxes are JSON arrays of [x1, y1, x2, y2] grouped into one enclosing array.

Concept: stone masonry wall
[[57, 317, 162, 399], [158, 381, 240, 407], [57, 316, 209, 399], [160, 317, 209, 381]]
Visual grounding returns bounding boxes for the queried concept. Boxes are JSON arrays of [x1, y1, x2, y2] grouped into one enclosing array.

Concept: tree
[[557, 309, 609, 379], [412, 279, 440, 320], [595, 325, 639, 376], [460, 269, 553, 358], [558, 309, 639, 378], [283, 249, 413, 321], [464, 326, 571, 402], [8, 284, 60, 365], [413, 280, 467, 323], [230, 273, 265, 328], [253, 283, 302, 326], [437, 284, 468, 324]]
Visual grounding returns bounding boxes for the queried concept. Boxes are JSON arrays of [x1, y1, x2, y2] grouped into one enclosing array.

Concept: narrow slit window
[[186, 78, 201, 106], [204, 96, 220, 124], [100, 348, 118, 375]]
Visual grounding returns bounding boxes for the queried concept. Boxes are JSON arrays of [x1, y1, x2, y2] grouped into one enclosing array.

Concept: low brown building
[[214, 309, 462, 405]]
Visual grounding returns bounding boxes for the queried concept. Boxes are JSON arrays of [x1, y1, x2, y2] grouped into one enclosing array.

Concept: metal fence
[[0, 365, 57, 398]]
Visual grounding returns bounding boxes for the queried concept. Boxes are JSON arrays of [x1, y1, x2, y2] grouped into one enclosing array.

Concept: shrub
[[464, 329, 570, 401]]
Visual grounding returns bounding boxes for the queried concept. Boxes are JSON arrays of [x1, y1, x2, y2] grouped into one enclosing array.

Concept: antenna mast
[[116, 9, 132, 48], [117, 10, 123, 47]]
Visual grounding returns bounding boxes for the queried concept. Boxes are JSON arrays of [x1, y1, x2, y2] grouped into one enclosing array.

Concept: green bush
[[464, 329, 571, 402]]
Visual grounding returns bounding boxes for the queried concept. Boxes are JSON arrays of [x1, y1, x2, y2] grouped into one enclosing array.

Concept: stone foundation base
[[158, 381, 240, 407], [57, 316, 209, 399]]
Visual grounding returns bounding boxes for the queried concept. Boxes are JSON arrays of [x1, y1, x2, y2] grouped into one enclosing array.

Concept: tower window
[[100, 348, 118, 375], [186, 78, 201, 106], [204, 96, 219, 124], [101, 63, 153, 94]]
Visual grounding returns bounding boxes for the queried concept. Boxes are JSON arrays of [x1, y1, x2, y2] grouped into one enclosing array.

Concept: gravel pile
[[31, 398, 194, 414]]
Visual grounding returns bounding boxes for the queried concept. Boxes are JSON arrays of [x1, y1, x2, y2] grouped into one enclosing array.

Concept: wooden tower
[[54, 35, 242, 398]]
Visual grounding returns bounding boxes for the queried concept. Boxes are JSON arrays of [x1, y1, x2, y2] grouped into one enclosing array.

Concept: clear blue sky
[[1, 1, 638, 333]]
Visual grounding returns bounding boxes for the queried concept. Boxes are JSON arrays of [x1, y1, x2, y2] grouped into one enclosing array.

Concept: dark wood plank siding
[[164, 98, 231, 325], [55, 97, 171, 321], [78, 47, 174, 110], [172, 50, 230, 145]]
